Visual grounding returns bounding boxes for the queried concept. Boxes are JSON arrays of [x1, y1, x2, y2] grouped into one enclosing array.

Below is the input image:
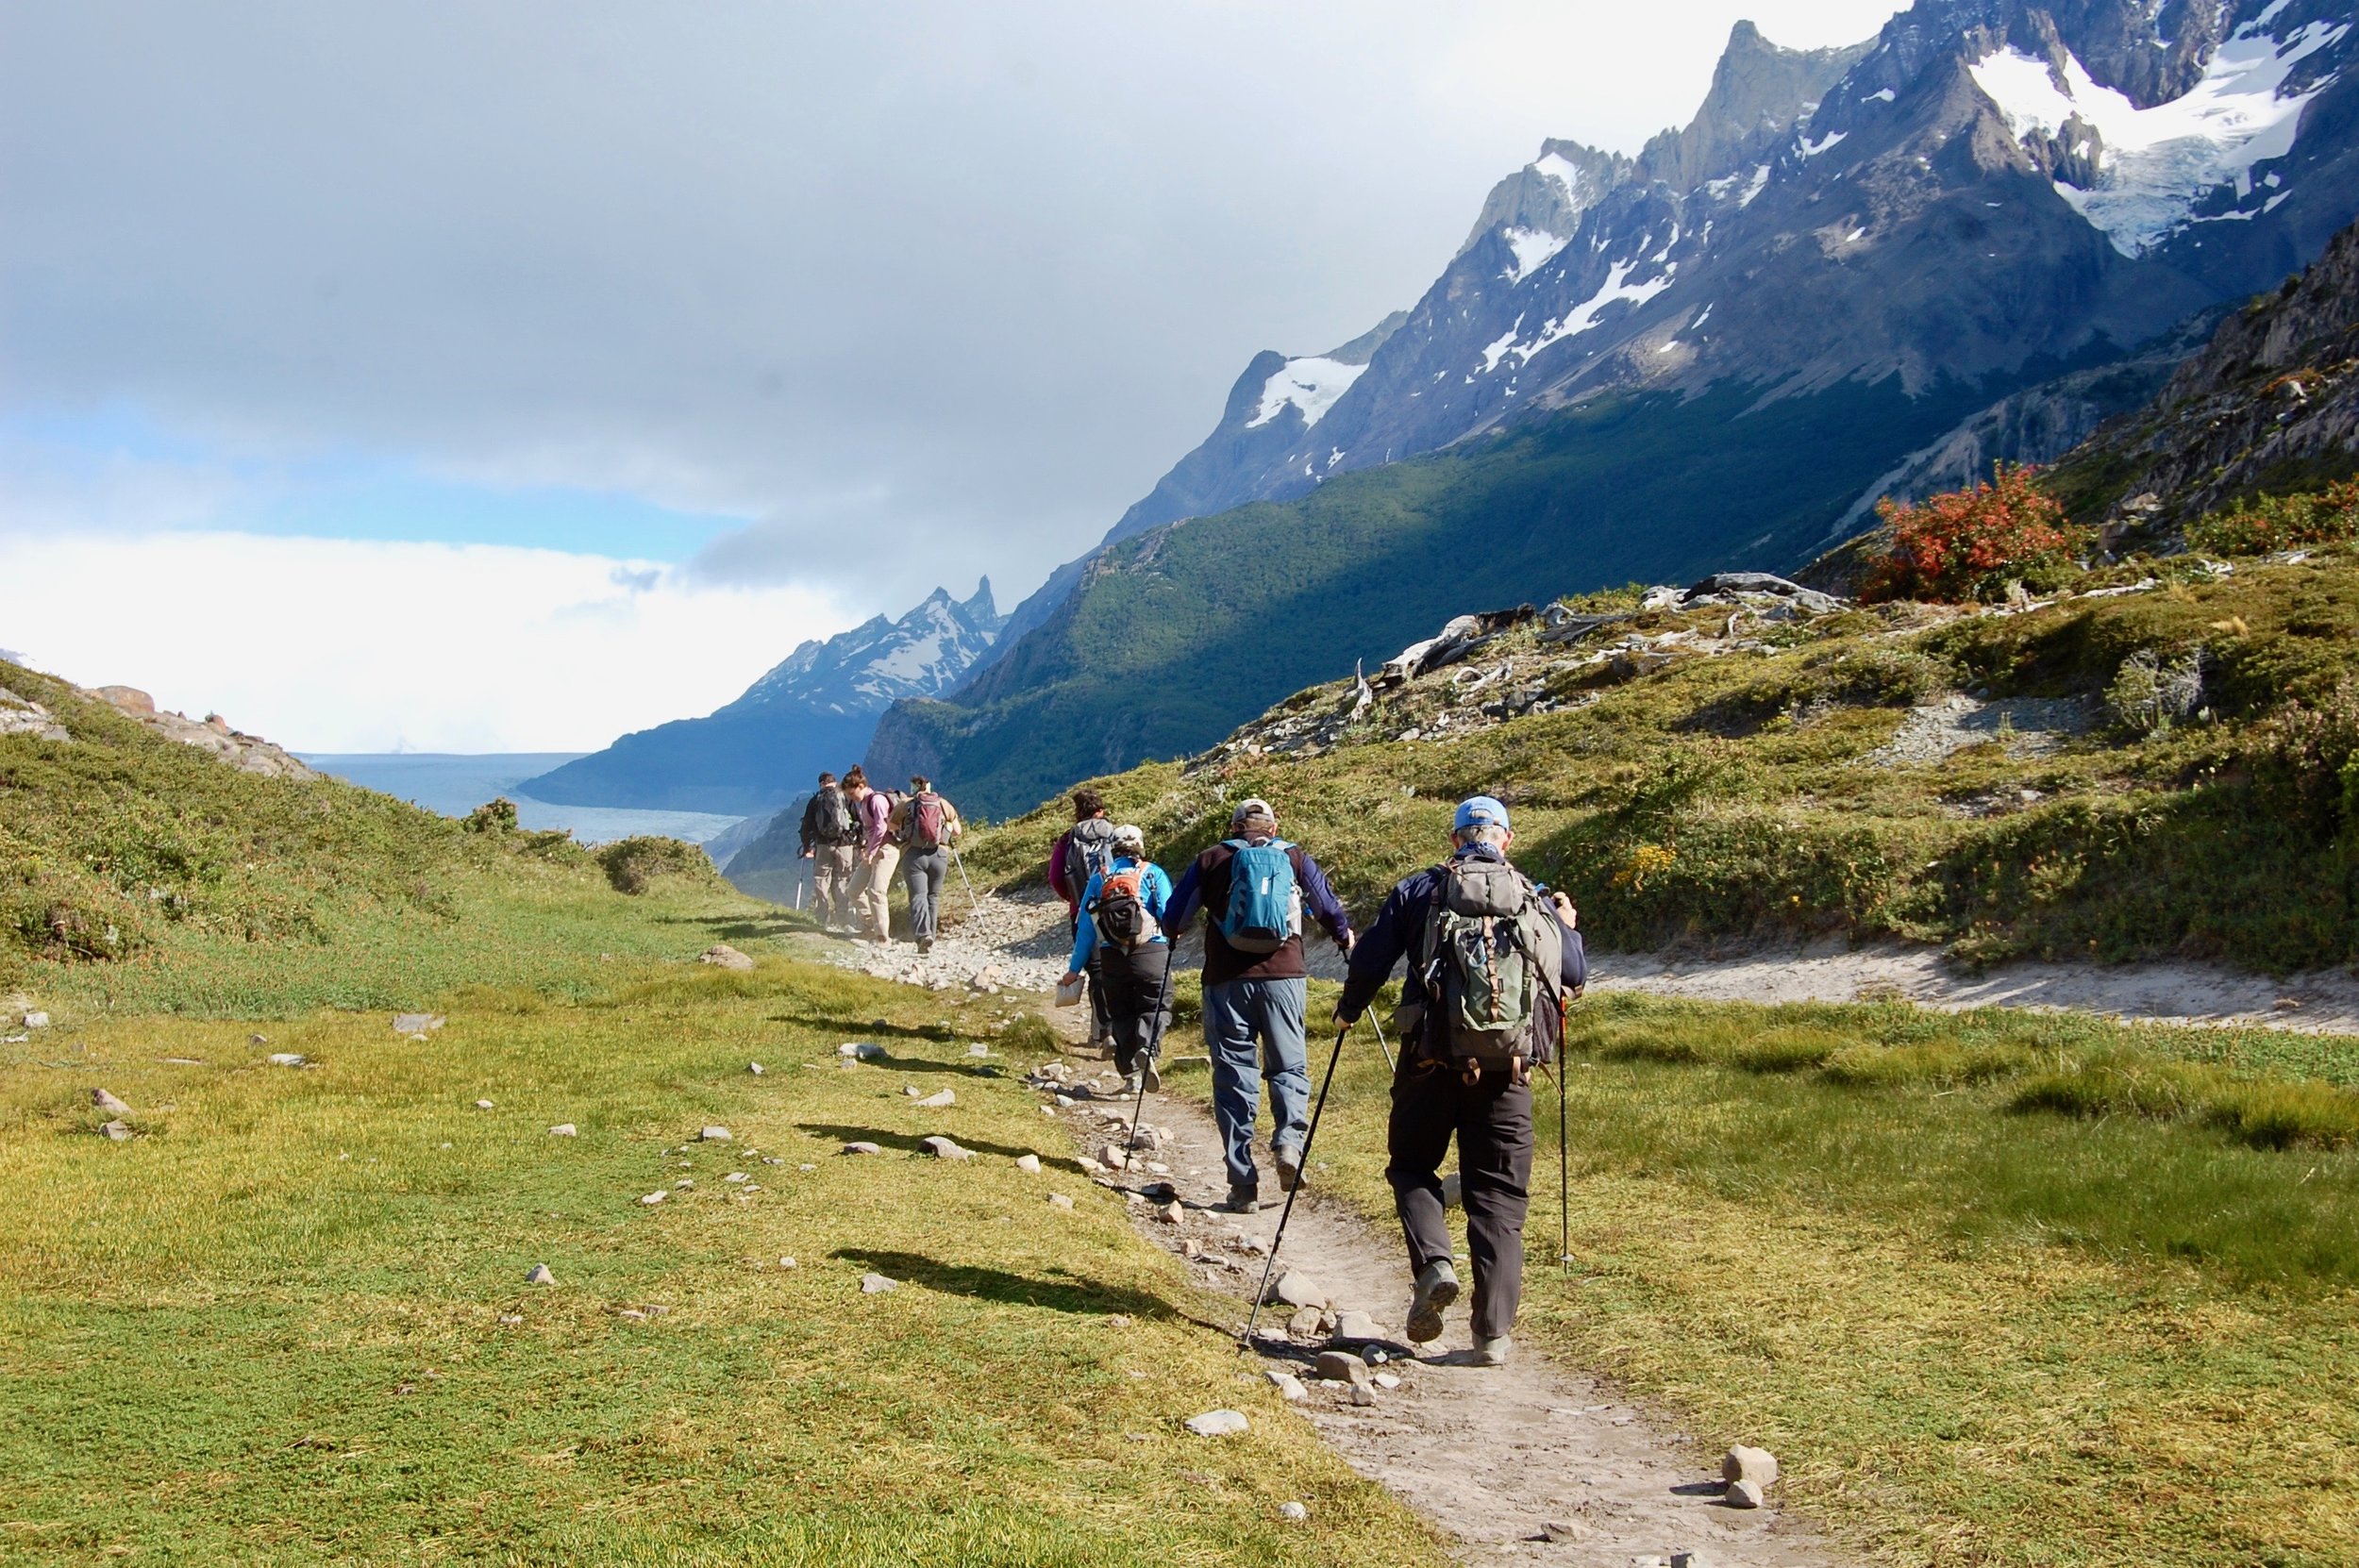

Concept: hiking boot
[[1216, 1185, 1263, 1213], [917, 939, 933, 955], [1273, 1143, 1304, 1193], [1471, 1333, 1513, 1368], [1120, 1071, 1143, 1096], [1138, 1054, 1163, 1093], [1406, 1260, 1460, 1343]]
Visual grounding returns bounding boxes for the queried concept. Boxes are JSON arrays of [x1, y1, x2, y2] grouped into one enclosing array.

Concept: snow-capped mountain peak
[[724, 579, 1003, 718]]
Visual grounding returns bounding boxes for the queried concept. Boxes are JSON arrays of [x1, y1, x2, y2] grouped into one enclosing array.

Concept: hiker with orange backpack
[[1063, 824, 1174, 1093], [898, 774, 963, 955]]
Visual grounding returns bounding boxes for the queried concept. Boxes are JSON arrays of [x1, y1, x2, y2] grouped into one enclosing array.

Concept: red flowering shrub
[[1861, 463, 2086, 604]]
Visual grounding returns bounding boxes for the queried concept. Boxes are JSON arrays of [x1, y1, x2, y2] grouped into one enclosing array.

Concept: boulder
[[1330, 1310, 1384, 1344], [100, 1119, 133, 1142], [1285, 1305, 1324, 1337], [838, 1042, 885, 1059], [860, 1273, 898, 1294], [1725, 1478, 1765, 1510], [698, 944, 757, 972], [547, 1124, 577, 1137], [525, 1263, 556, 1285], [840, 1141, 882, 1156], [267, 1053, 306, 1067], [1313, 1349, 1371, 1384], [1264, 1370, 1308, 1402], [699, 1126, 732, 1142], [91, 1088, 131, 1116], [918, 1135, 973, 1160], [914, 1088, 956, 1109], [1013, 1153, 1042, 1174]]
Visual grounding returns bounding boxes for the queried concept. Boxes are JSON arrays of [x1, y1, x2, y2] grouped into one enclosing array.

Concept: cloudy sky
[[0, 0, 1897, 751]]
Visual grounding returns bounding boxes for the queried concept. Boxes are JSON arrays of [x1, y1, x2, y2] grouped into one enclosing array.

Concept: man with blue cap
[[1333, 794, 1584, 1367]]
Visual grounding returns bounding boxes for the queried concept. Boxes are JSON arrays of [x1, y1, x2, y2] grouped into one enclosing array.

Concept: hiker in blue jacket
[[1063, 823, 1175, 1093], [1334, 795, 1584, 1368], [1164, 797, 1355, 1212]]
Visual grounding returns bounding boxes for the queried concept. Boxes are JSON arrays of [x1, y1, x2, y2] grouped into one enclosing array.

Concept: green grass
[[1284, 984, 2359, 1566], [958, 549, 2359, 973], [0, 959, 1446, 1566]]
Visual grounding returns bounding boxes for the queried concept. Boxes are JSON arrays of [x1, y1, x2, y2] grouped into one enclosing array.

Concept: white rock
[[724, 1172, 748, 1183], [1722, 1444, 1779, 1489], [391, 1012, 444, 1033], [267, 1053, 306, 1067], [525, 1263, 556, 1285], [966, 1043, 990, 1057], [778, 1257, 796, 1269], [1349, 1382, 1377, 1407], [748, 1062, 765, 1076], [639, 1191, 668, 1206], [23, 1011, 50, 1028], [1264, 1371, 1308, 1402], [841, 1141, 882, 1156], [838, 1042, 885, 1059], [1374, 1372, 1402, 1390], [919, 1135, 973, 1160], [474, 1099, 494, 1109], [548, 1124, 577, 1137], [674, 1178, 694, 1190], [915, 1088, 956, 1109], [1014, 1154, 1042, 1174], [698, 1126, 731, 1143], [1279, 1501, 1308, 1522], [100, 1119, 133, 1142], [1265, 1271, 1327, 1310], [1725, 1478, 1766, 1510], [1047, 1193, 1075, 1209], [1184, 1409, 1248, 1437], [860, 1273, 898, 1294], [92, 1088, 131, 1116]]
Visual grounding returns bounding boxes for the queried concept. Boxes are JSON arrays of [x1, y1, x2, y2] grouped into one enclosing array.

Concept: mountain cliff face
[[878, 0, 2359, 817], [524, 581, 1002, 815]]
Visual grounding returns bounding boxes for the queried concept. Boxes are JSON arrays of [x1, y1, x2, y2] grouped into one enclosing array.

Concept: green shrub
[[1823, 1040, 2033, 1088], [2105, 649, 2205, 735], [2185, 479, 2359, 556], [2012, 1058, 2359, 1150], [1734, 1026, 1849, 1074], [594, 836, 713, 895], [462, 798, 520, 834]]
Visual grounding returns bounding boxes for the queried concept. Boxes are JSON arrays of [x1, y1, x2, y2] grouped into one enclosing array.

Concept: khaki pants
[[851, 844, 901, 942], [811, 843, 857, 928]]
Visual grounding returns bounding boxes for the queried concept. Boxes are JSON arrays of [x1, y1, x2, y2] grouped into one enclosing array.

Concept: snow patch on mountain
[[728, 580, 1003, 716], [1971, 11, 2349, 256], [1246, 356, 1369, 429], [1503, 226, 1571, 282]]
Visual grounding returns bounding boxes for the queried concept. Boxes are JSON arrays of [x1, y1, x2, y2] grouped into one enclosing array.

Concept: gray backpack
[[1413, 858, 1563, 1077]]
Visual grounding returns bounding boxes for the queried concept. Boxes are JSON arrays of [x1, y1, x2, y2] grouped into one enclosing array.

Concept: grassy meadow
[[0, 959, 1446, 1566]]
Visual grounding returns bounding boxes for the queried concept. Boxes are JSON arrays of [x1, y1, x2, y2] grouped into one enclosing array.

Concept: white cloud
[[0, 532, 851, 752]]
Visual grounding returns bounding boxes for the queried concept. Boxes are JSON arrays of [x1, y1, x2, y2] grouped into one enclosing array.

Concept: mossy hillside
[[961, 550, 2359, 972], [0, 659, 767, 1016]]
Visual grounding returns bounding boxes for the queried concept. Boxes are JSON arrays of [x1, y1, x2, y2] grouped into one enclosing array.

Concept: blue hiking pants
[[1201, 976, 1309, 1192]]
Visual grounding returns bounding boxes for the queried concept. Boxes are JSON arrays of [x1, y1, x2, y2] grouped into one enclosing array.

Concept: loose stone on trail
[[1265, 1271, 1327, 1309], [548, 1124, 577, 1137], [1314, 1349, 1371, 1384], [1722, 1444, 1779, 1489], [92, 1088, 131, 1116], [860, 1273, 898, 1294], [1725, 1478, 1766, 1510], [524, 1263, 555, 1285], [1286, 1306, 1324, 1337], [1184, 1410, 1248, 1437], [1265, 1370, 1308, 1401], [1349, 1382, 1378, 1407], [1330, 1310, 1382, 1344], [840, 1142, 882, 1157]]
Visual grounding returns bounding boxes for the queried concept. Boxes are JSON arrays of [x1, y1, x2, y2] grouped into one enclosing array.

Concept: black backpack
[[1087, 865, 1161, 953], [812, 787, 856, 846]]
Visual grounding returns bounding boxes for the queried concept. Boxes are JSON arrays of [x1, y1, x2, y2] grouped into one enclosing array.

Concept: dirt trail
[[1032, 1001, 1849, 1566]]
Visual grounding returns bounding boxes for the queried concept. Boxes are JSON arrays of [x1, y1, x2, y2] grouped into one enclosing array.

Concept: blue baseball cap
[[1454, 795, 1511, 834]]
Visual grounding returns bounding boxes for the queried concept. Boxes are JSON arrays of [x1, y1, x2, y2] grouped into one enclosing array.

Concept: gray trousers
[[1201, 976, 1309, 1191], [811, 843, 857, 927], [903, 848, 948, 942]]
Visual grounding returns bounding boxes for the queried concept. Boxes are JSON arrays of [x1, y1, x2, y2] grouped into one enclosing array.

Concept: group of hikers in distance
[[1049, 788, 1584, 1368], [794, 766, 965, 955]]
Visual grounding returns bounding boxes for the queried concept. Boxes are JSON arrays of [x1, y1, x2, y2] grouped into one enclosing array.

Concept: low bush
[[2105, 648, 2206, 735], [2185, 478, 2359, 556], [2011, 1058, 2359, 1150], [595, 835, 715, 895], [1862, 463, 2087, 604]]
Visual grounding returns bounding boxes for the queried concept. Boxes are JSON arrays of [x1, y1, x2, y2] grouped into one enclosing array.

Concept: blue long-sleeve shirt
[[1068, 857, 1174, 972], [1165, 837, 1354, 988], [1336, 844, 1585, 1052]]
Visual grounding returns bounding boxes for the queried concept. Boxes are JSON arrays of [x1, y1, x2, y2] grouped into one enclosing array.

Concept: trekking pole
[[949, 843, 981, 915], [1240, 1020, 1352, 1351], [1555, 990, 1573, 1266], [1366, 1009, 1397, 1073]]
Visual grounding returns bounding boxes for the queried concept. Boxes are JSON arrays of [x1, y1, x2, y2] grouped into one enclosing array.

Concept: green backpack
[[1415, 858, 1563, 1076]]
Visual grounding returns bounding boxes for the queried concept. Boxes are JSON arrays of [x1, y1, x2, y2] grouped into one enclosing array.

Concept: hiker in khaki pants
[[845, 766, 900, 944]]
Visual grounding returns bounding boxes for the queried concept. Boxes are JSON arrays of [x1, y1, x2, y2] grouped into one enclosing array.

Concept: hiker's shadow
[[797, 1122, 1087, 1172], [833, 1248, 1179, 1321], [767, 1008, 956, 1045], [662, 912, 809, 942]]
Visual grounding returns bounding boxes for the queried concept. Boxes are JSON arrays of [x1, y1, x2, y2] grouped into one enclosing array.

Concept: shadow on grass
[[798, 1121, 1074, 1167], [769, 1007, 959, 1044], [660, 911, 811, 944], [831, 1247, 1180, 1322]]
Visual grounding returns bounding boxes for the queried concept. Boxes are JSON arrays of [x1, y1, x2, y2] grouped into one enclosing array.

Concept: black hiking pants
[[1092, 942, 1172, 1076], [1387, 1061, 1533, 1340]]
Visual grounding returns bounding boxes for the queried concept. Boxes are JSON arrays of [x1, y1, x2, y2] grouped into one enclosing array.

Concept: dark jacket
[[1165, 837, 1354, 987], [1336, 844, 1585, 1056], [800, 785, 851, 854]]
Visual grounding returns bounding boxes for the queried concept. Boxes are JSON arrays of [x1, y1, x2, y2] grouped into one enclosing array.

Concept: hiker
[[1063, 823, 1174, 1092], [797, 771, 859, 931], [898, 774, 963, 955], [1332, 794, 1584, 1368], [1163, 797, 1355, 1212], [844, 765, 900, 944], [1049, 790, 1122, 1048]]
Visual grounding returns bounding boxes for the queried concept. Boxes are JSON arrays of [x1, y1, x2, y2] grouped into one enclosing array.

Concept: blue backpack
[[1218, 839, 1301, 954]]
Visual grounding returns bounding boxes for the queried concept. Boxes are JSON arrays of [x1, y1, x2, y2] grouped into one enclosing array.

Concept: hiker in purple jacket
[[1163, 797, 1354, 1213]]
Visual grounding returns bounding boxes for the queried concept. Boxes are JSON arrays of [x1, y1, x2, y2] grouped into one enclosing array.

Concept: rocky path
[[1028, 1021, 1849, 1568]]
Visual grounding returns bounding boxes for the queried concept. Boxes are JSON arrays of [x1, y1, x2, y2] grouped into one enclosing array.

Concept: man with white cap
[[1333, 794, 1583, 1367], [1164, 797, 1356, 1212]]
